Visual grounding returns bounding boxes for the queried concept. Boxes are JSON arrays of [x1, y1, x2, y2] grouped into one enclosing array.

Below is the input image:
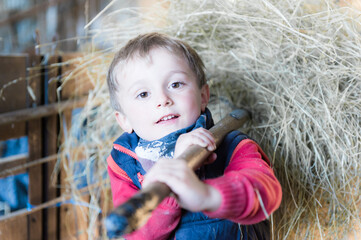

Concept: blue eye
[[137, 92, 149, 98]]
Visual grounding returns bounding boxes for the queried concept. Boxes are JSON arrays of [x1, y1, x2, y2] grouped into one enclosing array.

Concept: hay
[[57, 0, 361, 239]]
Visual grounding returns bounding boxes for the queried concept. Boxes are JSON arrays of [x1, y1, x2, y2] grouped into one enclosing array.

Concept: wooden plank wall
[[0, 55, 30, 240], [0, 53, 98, 240]]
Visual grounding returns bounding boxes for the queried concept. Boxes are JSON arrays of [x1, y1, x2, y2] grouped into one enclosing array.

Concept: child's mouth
[[156, 114, 179, 123]]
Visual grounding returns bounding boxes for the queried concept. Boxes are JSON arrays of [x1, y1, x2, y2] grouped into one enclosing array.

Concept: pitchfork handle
[[105, 109, 250, 238]]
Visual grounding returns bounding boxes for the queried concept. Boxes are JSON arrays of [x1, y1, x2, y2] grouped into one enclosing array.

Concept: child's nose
[[156, 92, 173, 108]]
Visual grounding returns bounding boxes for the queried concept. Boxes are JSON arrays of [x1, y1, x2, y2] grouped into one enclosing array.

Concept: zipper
[[114, 143, 138, 160], [109, 144, 144, 184], [107, 155, 132, 182]]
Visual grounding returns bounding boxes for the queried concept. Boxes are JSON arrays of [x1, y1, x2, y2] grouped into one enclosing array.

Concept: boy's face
[[114, 47, 209, 141]]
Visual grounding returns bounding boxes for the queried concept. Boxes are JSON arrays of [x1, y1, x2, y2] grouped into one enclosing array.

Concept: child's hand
[[142, 158, 221, 212], [174, 128, 217, 163]]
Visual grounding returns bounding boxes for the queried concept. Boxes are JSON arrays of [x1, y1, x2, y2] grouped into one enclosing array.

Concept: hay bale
[[59, 0, 361, 239]]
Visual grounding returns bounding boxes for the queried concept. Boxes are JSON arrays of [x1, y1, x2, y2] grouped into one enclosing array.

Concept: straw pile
[[57, 0, 361, 239]]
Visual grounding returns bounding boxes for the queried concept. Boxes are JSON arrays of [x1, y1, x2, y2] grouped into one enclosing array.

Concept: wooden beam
[[0, 97, 88, 126], [0, 181, 107, 222], [0, 154, 57, 178], [0, 55, 28, 142], [0, 0, 71, 28], [27, 55, 43, 240], [0, 153, 28, 177], [0, 195, 67, 223], [0, 54, 33, 240], [44, 55, 61, 239]]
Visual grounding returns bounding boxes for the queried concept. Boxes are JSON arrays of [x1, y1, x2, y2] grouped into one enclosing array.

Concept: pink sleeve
[[203, 139, 282, 224], [107, 156, 182, 240]]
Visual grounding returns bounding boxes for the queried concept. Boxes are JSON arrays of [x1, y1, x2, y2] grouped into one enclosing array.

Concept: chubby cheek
[[127, 107, 149, 124], [182, 95, 202, 121]]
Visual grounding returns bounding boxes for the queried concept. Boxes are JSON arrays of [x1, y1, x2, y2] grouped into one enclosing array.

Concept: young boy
[[106, 32, 282, 239]]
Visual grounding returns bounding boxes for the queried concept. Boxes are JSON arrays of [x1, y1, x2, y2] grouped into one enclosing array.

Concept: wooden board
[[0, 153, 28, 177], [0, 55, 28, 141], [27, 55, 43, 240], [0, 214, 27, 240], [0, 55, 28, 112], [0, 55, 29, 239], [59, 53, 95, 99], [44, 55, 61, 239], [0, 52, 101, 239]]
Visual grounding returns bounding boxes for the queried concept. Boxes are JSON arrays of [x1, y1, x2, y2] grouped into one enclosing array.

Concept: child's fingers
[[144, 159, 192, 182], [147, 161, 196, 191], [187, 128, 216, 150], [193, 128, 215, 143], [142, 158, 220, 212], [174, 128, 216, 158], [187, 134, 210, 149], [142, 158, 183, 187], [203, 152, 217, 165], [199, 129, 216, 150]]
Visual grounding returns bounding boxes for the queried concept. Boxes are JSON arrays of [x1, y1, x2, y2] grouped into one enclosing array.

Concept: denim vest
[[110, 114, 270, 240]]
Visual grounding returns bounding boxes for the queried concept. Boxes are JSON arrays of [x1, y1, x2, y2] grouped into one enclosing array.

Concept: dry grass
[[54, 0, 361, 239]]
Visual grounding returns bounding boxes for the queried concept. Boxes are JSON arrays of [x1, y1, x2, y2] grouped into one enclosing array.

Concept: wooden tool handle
[[105, 109, 250, 238]]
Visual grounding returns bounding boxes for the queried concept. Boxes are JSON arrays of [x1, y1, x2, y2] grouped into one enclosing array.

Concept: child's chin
[[154, 131, 175, 140], [147, 128, 182, 141]]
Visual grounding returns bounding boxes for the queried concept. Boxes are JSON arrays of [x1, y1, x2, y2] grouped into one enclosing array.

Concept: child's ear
[[115, 111, 133, 133], [200, 84, 210, 112]]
